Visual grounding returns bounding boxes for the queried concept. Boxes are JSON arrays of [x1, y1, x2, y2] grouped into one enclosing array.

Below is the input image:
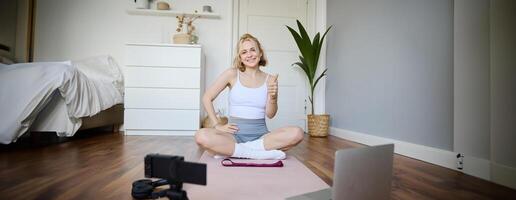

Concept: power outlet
[[456, 153, 464, 170]]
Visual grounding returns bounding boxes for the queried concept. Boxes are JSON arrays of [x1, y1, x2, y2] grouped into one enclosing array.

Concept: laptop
[[287, 144, 394, 200]]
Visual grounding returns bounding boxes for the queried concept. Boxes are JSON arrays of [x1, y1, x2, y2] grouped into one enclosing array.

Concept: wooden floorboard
[[1, 131, 515, 199]]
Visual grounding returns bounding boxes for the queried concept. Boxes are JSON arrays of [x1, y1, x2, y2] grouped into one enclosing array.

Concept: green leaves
[[313, 68, 328, 92], [286, 20, 332, 114]]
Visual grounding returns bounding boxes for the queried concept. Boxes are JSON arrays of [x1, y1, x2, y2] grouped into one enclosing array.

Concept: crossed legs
[[195, 126, 304, 156], [194, 128, 236, 156], [263, 126, 304, 151]]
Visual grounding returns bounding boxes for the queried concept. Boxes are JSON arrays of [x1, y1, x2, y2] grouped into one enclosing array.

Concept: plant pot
[[307, 114, 330, 137]]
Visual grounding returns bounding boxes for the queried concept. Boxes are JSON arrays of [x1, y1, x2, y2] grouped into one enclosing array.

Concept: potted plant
[[286, 20, 332, 137], [173, 14, 200, 44]]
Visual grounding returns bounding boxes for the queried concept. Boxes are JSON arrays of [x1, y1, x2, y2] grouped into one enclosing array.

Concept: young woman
[[195, 34, 304, 159]]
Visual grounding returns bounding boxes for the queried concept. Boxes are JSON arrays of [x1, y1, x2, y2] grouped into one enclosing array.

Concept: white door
[[237, 0, 309, 131]]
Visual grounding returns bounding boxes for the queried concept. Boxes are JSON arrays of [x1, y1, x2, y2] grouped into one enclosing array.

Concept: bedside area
[[124, 43, 204, 135]]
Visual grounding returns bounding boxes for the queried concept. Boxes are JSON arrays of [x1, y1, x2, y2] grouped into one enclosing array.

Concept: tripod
[[132, 179, 189, 200], [160, 180, 188, 200]]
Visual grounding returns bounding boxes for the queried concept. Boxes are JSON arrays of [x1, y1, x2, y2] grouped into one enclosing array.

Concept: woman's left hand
[[267, 74, 279, 102]]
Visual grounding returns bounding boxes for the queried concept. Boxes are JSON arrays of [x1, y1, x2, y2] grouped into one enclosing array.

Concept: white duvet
[[0, 56, 123, 144]]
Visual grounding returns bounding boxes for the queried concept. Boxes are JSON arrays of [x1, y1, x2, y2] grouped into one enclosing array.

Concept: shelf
[[126, 43, 202, 48], [126, 9, 220, 19]]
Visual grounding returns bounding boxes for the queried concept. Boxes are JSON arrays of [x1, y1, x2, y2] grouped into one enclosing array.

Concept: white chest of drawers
[[124, 43, 204, 135]]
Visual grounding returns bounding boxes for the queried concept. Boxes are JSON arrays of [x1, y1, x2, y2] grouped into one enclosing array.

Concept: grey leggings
[[229, 117, 269, 143]]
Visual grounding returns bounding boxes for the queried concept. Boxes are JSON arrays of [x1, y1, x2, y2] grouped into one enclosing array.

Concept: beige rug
[[185, 152, 329, 200]]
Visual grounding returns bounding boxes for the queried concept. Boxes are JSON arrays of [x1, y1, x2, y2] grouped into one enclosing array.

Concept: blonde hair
[[233, 33, 267, 72]]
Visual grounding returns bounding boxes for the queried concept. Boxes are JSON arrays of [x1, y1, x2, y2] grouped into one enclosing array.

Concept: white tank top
[[228, 71, 269, 119]]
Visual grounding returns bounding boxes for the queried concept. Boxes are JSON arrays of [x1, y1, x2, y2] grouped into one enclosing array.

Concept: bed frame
[[7, 104, 123, 146], [79, 104, 124, 132], [29, 91, 124, 136]]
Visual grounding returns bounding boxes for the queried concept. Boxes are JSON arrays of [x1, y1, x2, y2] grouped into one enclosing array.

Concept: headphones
[[131, 179, 188, 199]]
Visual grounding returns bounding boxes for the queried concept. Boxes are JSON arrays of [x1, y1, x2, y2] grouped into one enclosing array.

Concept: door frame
[[13, 0, 36, 62], [229, 0, 328, 115]]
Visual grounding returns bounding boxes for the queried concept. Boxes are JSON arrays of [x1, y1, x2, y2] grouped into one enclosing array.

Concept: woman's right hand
[[214, 123, 239, 134]]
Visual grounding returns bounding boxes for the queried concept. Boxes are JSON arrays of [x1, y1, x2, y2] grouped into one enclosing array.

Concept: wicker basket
[[307, 114, 330, 137]]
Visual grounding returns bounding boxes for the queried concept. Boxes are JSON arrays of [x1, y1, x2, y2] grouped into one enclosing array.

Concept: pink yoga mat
[[185, 152, 330, 200]]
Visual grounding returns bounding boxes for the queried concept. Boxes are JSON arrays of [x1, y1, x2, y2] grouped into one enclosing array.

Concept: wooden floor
[[1, 131, 515, 199]]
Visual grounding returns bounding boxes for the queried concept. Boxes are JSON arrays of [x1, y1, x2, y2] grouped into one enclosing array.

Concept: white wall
[[326, 0, 454, 150], [34, 0, 233, 110], [454, 0, 516, 189], [490, 0, 516, 189], [326, 0, 516, 189], [453, 0, 490, 160]]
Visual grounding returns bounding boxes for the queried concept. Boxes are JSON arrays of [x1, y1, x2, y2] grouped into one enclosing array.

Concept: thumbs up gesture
[[267, 74, 279, 102]]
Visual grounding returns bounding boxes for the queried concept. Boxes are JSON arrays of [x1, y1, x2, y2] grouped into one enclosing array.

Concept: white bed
[[0, 56, 124, 144]]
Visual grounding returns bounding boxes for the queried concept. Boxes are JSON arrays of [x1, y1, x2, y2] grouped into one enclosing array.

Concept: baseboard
[[330, 127, 491, 181], [463, 155, 491, 180], [491, 162, 516, 190]]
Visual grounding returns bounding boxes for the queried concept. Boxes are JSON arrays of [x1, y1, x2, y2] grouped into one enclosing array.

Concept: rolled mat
[[184, 152, 330, 200]]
